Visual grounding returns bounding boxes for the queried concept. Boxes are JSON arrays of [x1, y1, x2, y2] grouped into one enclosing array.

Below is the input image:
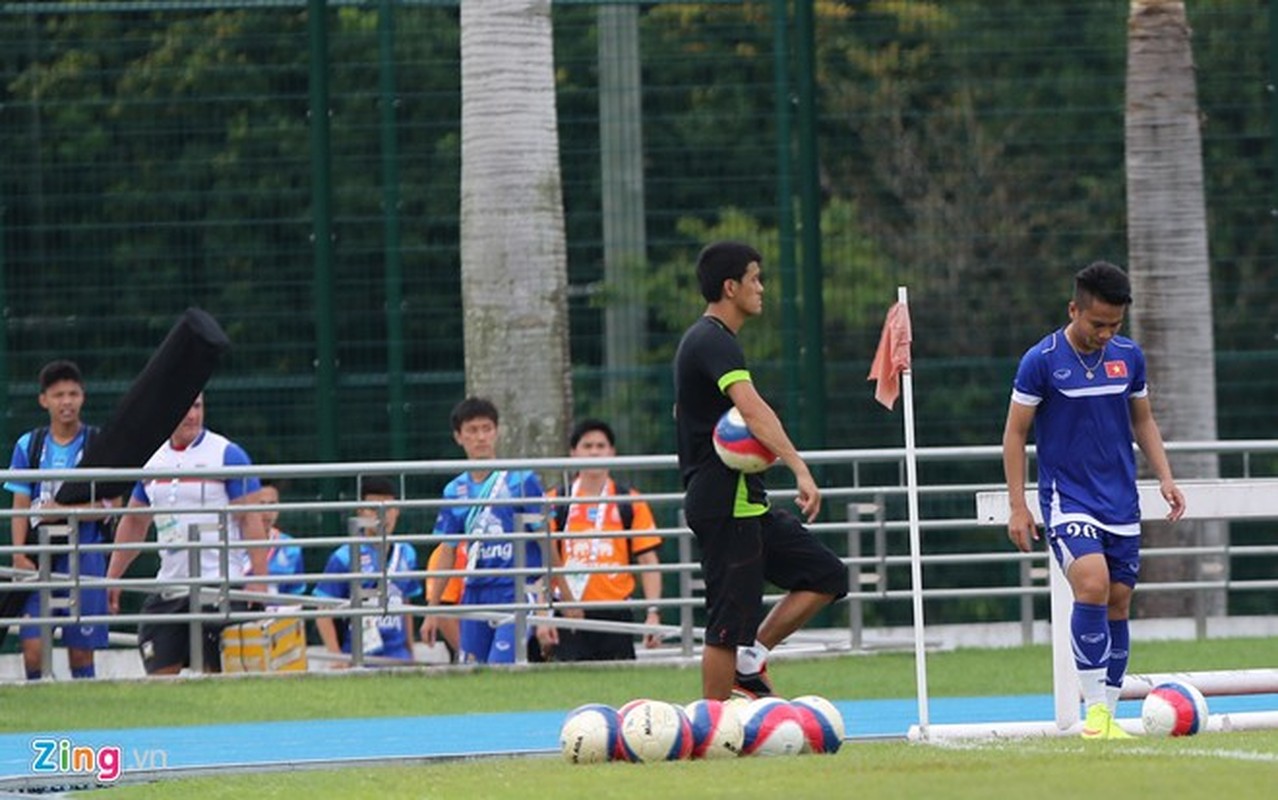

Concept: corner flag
[[867, 299, 913, 410], [869, 287, 930, 735]]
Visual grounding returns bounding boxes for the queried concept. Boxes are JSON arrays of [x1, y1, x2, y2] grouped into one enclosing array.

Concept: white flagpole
[[898, 285, 930, 736]]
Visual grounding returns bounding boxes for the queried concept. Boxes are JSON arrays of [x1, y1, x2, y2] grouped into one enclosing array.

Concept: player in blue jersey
[[1003, 261, 1185, 739], [4, 360, 113, 680], [314, 476, 421, 664], [420, 397, 550, 664]]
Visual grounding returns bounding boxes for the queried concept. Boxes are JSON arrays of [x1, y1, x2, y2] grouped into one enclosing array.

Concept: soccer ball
[[712, 407, 777, 473], [559, 703, 621, 764], [1141, 681, 1209, 737], [613, 698, 652, 761], [618, 700, 693, 762], [684, 699, 744, 759], [738, 697, 806, 757], [790, 695, 845, 754]]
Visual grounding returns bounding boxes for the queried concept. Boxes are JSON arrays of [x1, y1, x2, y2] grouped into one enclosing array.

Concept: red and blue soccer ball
[[618, 699, 694, 762], [712, 407, 777, 474], [559, 703, 621, 764], [684, 699, 745, 759], [790, 695, 845, 754], [738, 697, 806, 757], [1141, 681, 1209, 737]]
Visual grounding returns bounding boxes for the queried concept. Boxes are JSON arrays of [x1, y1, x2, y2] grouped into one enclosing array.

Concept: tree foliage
[[0, 0, 1272, 465]]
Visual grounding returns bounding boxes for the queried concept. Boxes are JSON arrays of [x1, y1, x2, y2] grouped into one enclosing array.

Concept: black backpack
[[25, 424, 115, 541], [550, 481, 635, 534]]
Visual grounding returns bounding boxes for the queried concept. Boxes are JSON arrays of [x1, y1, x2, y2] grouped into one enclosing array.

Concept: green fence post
[[0, 192, 7, 451], [379, 0, 407, 460], [772, 0, 801, 434], [1271, 0, 1278, 263], [795, 0, 826, 449], [308, 0, 339, 506]]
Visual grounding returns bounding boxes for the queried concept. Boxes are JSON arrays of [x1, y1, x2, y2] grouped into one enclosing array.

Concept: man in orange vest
[[537, 419, 663, 661]]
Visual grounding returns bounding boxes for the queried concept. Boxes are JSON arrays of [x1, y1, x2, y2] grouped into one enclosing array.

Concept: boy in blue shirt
[[314, 476, 421, 663], [420, 397, 549, 664], [4, 360, 111, 680]]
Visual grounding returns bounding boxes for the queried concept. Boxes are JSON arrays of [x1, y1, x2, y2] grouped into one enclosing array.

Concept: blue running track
[[1, 693, 1274, 790]]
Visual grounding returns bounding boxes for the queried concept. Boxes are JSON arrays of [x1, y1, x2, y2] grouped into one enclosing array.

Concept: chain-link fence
[[2, 1, 1273, 513]]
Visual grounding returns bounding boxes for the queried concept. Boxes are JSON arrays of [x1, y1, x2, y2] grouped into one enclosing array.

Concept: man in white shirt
[[105, 394, 267, 675]]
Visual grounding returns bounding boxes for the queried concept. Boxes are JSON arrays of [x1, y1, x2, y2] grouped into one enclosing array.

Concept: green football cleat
[[1081, 703, 1133, 739]]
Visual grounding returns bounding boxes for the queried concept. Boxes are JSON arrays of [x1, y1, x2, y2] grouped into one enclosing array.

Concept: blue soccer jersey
[[266, 533, 308, 595], [4, 427, 108, 547], [432, 469, 545, 595], [241, 531, 307, 596], [314, 541, 421, 659], [1011, 329, 1148, 534], [4, 426, 111, 648]]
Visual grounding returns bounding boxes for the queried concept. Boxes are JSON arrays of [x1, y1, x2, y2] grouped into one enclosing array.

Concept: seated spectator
[[314, 476, 421, 664], [241, 480, 307, 599]]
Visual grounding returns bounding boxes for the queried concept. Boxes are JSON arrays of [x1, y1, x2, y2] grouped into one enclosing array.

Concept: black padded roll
[[55, 308, 230, 504]]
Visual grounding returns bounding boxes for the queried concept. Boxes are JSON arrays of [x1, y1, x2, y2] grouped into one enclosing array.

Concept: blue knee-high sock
[[1106, 618, 1129, 689], [25, 669, 41, 681], [1071, 602, 1110, 707], [1071, 602, 1110, 670], [71, 664, 96, 679]]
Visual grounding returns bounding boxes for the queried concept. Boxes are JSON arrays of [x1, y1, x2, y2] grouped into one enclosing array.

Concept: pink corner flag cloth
[[867, 301, 913, 410]]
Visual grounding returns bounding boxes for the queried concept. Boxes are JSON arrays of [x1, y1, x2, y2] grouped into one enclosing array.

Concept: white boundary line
[[930, 736, 1278, 764], [909, 710, 1278, 742]]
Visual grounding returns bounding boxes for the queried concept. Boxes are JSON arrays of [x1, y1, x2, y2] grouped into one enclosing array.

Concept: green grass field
[[3, 637, 1276, 798], [90, 735, 1278, 800]]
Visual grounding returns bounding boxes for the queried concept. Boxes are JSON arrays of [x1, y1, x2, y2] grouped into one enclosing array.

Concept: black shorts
[[554, 607, 638, 662], [137, 594, 242, 675], [690, 508, 848, 648]]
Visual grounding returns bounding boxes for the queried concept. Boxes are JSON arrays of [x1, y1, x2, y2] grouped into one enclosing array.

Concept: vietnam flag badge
[[1104, 360, 1128, 379]]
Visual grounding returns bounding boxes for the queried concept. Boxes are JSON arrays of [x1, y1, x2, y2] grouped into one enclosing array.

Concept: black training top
[[673, 315, 768, 521]]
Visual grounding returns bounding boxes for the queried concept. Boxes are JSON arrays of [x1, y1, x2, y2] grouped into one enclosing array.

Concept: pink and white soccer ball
[[1141, 681, 1209, 737], [618, 699, 693, 762], [790, 695, 845, 754], [712, 407, 777, 473], [739, 697, 806, 757], [684, 699, 744, 759], [559, 703, 621, 764]]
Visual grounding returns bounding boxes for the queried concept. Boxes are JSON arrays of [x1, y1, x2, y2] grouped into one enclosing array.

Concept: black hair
[[259, 477, 289, 494], [696, 241, 762, 302], [38, 360, 83, 392], [359, 475, 398, 499], [1074, 260, 1132, 307], [569, 418, 616, 449], [450, 396, 499, 432]]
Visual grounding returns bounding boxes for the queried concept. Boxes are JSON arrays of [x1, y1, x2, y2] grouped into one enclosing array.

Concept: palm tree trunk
[[1125, 0, 1224, 619], [459, 0, 572, 457]]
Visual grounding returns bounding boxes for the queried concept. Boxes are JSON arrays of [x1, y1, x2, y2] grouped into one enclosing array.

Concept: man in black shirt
[[673, 241, 848, 701]]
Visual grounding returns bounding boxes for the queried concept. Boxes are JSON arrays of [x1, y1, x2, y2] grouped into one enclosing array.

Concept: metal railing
[[2, 440, 1276, 676]]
